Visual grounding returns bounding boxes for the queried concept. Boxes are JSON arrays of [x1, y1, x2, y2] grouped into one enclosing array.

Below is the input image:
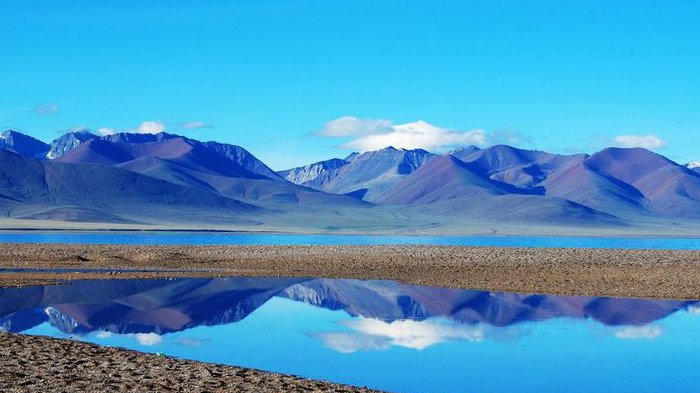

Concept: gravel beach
[[0, 332, 382, 393], [1, 243, 699, 299]]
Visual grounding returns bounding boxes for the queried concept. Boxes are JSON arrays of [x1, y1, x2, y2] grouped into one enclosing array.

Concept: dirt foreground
[[0, 332, 381, 393], [1, 243, 699, 299]]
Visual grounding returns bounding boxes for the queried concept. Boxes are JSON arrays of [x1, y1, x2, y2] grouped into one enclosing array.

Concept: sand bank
[[0, 243, 699, 299]]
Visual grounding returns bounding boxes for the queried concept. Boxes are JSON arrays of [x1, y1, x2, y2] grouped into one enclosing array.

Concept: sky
[[1, 0, 698, 169]]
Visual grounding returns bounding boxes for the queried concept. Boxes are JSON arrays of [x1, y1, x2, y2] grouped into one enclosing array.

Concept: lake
[[1, 277, 699, 393], [0, 232, 699, 249]]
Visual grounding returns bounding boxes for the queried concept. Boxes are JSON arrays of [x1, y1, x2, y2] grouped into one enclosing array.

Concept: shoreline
[[1, 243, 699, 299], [1, 227, 700, 239], [1, 217, 699, 238]]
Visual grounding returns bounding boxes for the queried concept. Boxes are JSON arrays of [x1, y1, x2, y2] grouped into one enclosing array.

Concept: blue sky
[[1, 0, 698, 169]]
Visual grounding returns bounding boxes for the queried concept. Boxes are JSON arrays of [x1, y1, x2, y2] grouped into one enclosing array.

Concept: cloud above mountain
[[33, 104, 60, 116], [316, 116, 487, 151], [134, 121, 166, 134], [97, 127, 116, 136], [179, 121, 213, 130], [614, 134, 666, 149], [315, 116, 393, 137], [68, 125, 91, 133], [96, 120, 209, 136], [96, 121, 166, 136]]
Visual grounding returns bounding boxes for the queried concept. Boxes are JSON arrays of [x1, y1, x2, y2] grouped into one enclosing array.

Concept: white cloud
[[135, 121, 166, 134], [179, 121, 213, 129], [316, 116, 393, 137], [34, 104, 60, 115], [344, 121, 486, 152], [69, 125, 92, 133], [614, 325, 663, 340], [614, 134, 666, 149], [97, 127, 116, 136], [318, 116, 487, 152], [316, 317, 485, 353], [79, 121, 166, 136]]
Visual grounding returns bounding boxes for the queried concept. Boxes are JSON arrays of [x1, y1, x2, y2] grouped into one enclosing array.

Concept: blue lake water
[[1, 277, 699, 393], [0, 232, 699, 249]]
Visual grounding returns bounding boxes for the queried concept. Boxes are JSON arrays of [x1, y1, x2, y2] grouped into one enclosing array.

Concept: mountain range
[[0, 129, 698, 234]]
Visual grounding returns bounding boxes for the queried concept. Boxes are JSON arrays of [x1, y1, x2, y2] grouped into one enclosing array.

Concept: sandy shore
[[0, 332, 381, 393], [1, 243, 699, 299]]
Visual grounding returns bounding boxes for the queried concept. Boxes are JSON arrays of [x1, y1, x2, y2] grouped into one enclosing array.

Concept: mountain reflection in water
[[2, 277, 699, 393], [0, 277, 694, 335]]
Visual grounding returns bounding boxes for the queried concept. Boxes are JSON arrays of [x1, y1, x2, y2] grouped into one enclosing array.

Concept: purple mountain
[[56, 133, 364, 207], [280, 147, 435, 201], [0, 130, 50, 160], [445, 145, 660, 217], [57, 132, 282, 180], [581, 148, 700, 217], [375, 154, 617, 225], [440, 144, 700, 219], [278, 158, 349, 188], [0, 149, 257, 224], [46, 131, 99, 159], [0, 129, 699, 230], [452, 145, 583, 189]]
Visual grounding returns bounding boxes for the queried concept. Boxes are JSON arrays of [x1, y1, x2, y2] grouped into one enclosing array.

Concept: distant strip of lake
[[0, 232, 698, 249]]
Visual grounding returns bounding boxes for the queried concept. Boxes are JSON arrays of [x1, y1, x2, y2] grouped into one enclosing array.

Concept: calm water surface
[[1, 277, 699, 393], [0, 232, 699, 249]]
